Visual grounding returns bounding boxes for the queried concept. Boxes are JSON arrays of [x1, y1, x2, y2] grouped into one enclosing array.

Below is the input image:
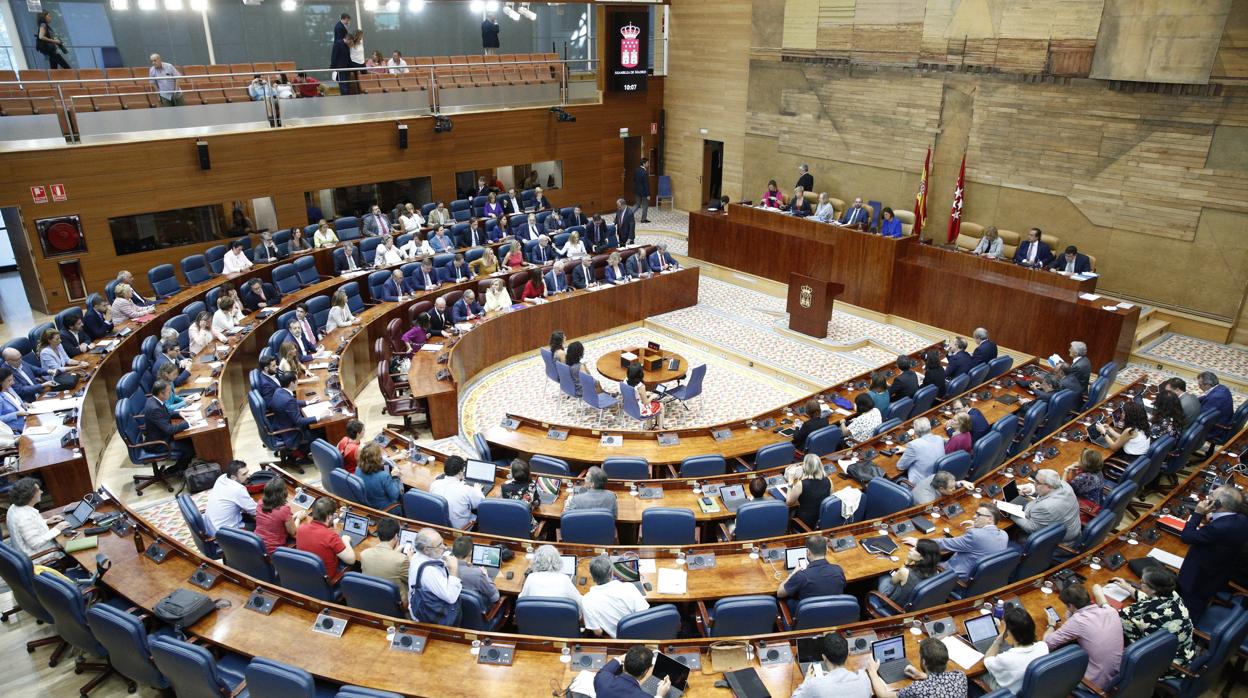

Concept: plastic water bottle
[[993, 599, 1005, 620]]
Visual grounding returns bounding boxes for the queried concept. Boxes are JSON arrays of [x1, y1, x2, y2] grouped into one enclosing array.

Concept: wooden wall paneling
[[0, 84, 664, 314]]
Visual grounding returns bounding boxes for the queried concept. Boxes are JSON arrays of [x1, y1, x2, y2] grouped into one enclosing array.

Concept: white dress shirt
[[5, 504, 60, 560], [376, 245, 405, 267], [211, 310, 236, 342], [519, 571, 583, 611], [204, 474, 257, 535], [558, 240, 588, 258], [400, 239, 432, 258], [984, 642, 1050, 694], [189, 326, 214, 355], [582, 580, 649, 637], [407, 550, 462, 621], [325, 305, 356, 334], [400, 212, 424, 232], [428, 476, 485, 529], [222, 249, 253, 274], [792, 667, 873, 698]]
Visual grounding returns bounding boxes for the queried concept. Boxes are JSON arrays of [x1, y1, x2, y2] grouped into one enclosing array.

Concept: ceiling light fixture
[[469, 0, 484, 12], [109, 0, 129, 9], [386, 0, 398, 10], [363, 0, 377, 10], [281, 0, 296, 10], [407, 0, 424, 10], [189, 0, 207, 10], [502, 2, 519, 20], [517, 2, 536, 20], [137, 0, 157, 10], [164, 0, 183, 10], [485, 0, 499, 11]]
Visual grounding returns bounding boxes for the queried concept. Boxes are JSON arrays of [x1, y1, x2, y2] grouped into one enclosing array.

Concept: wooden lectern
[[786, 273, 844, 339]]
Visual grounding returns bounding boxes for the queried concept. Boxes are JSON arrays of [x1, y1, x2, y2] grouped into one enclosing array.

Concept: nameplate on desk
[[756, 418, 776, 429], [702, 483, 722, 497], [756, 642, 793, 667], [600, 434, 622, 446], [546, 428, 569, 441], [435, 369, 452, 381], [245, 589, 278, 615], [436, 352, 449, 364], [499, 417, 520, 430], [711, 428, 732, 441], [312, 611, 347, 638], [637, 486, 663, 500], [476, 643, 515, 666], [390, 630, 428, 653], [657, 433, 680, 447], [686, 552, 716, 570]]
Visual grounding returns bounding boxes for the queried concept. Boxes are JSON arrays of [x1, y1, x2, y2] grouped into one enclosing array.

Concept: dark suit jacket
[[789, 197, 812, 217], [256, 371, 280, 405], [1048, 253, 1092, 274], [438, 263, 473, 283], [593, 659, 650, 698], [1179, 512, 1248, 618], [792, 415, 828, 450], [616, 206, 636, 244], [241, 283, 279, 312], [270, 389, 314, 449], [1069, 356, 1092, 391], [330, 20, 351, 68], [1013, 240, 1053, 267], [7, 361, 44, 402], [380, 278, 404, 302], [533, 195, 552, 210], [1201, 385, 1235, 442], [889, 370, 919, 401], [527, 244, 555, 265], [945, 351, 973, 380], [570, 264, 595, 289], [624, 254, 646, 278], [457, 227, 487, 249], [647, 251, 678, 272], [254, 242, 285, 263], [633, 166, 650, 198], [451, 298, 483, 324], [971, 340, 998, 368], [543, 270, 569, 294], [1035, 373, 1083, 402], [60, 328, 91, 357], [154, 352, 191, 387], [502, 196, 525, 215], [517, 224, 543, 242], [143, 395, 187, 446], [921, 364, 947, 398], [333, 248, 366, 275], [838, 206, 870, 227], [796, 172, 814, 191], [567, 212, 589, 228], [604, 264, 629, 283], [413, 269, 440, 290], [83, 308, 113, 340], [289, 331, 316, 359], [428, 308, 452, 336]]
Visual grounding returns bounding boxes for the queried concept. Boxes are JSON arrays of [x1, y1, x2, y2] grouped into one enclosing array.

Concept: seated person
[[896, 417, 944, 483], [337, 419, 364, 473], [785, 454, 832, 530], [846, 392, 882, 443], [429, 456, 486, 529], [647, 243, 679, 272], [1013, 227, 1053, 268], [483, 278, 512, 313], [603, 252, 630, 284], [707, 195, 731, 212], [904, 503, 1007, 580], [837, 197, 870, 227], [59, 315, 92, 357], [450, 534, 500, 608], [877, 537, 941, 600], [595, 647, 673, 698], [556, 231, 587, 259], [520, 269, 546, 300], [357, 442, 401, 511], [380, 269, 415, 302], [451, 289, 484, 323], [910, 470, 971, 506], [144, 379, 194, 470], [544, 261, 571, 295], [946, 398, 990, 441], [204, 461, 256, 535], [791, 398, 828, 451], [812, 192, 835, 223], [427, 227, 455, 253], [563, 466, 617, 517], [470, 247, 500, 277], [360, 518, 410, 594], [972, 226, 1004, 258], [1043, 583, 1123, 691], [296, 496, 357, 574], [1011, 469, 1081, 543], [1091, 401, 1151, 461], [153, 338, 191, 387], [241, 277, 280, 312], [543, 210, 565, 234], [624, 251, 649, 278], [788, 187, 812, 216], [334, 241, 366, 274], [83, 295, 114, 340], [888, 355, 919, 401], [412, 260, 441, 290], [1033, 362, 1082, 401], [5, 478, 69, 561], [879, 207, 903, 238], [868, 638, 967, 698], [428, 297, 454, 337], [777, 535, 846, 611], [570, 256, 596, 289], [269, 371, 319, 451], [1198, 370, 1234, 443], [458, 218, 488, 248], [438, 254, 474, 283], [583, 555, 650, 638], [406, 527, 462, 624], [760, 180, 786, 208], [866, 371, 890, 415], [983, 606, 1050, 694], [374, 235, 404, 266], [527, 235, 557, 265], [222, 240, 253, 274], [944, 337, 972, 380], [0, 367, 31, 433], [1048, 245, 1092, 274], [792, 633, 871, 698], [519, 544, 583, 610], [1092, 567, 1195, 680], [517, 214, 543, 242], [920, 348, 946, 398]]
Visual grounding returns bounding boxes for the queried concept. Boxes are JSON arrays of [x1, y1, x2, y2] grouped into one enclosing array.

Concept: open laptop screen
[[471, 544, 502, 568], [871, 635, 906, 663], [465, 459, 496, 482], [965, 614, 999, 644], [342, 513, 369, 537]]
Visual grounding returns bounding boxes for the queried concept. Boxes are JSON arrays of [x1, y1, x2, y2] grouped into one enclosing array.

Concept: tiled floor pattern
[[1119, 362, 1248, 407], [1139, 333, 1248, 384]]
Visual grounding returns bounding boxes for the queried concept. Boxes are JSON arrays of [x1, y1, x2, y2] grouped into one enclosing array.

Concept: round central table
[[596, 347, 687, 389]]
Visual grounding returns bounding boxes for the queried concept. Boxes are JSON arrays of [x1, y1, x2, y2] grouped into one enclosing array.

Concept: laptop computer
[[963, 613, 1000, 653], [719, 484, 748, 513], [341, 512, 370, 547], [796, 637, 827, 675], [472, 544, 502, 579], [784, 547, 809, 570], [464, 459, 497, 496], [871, 636, 911, 684], [62, 498, 97, 529], [559, 554, 577, 577], [640, 652, 690, 698], [1003, 480, 1025, 504]]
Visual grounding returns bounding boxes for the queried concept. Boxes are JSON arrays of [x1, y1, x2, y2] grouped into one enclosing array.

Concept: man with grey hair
[[563, 466, 618, 518], [648, 242, 678, 273], [148, 53, 183, 107], [906, 502, 1008, 579], [796, 163, 814, 192], [406, 527, 462, 624], [519, 544, 583, 610], [3, 348, 51, 402], [910, 470, 972, 505], [1012, 469, 1081, 543], [115, 270, 152, 306], [897, 417, 945, 484], [1197, 371, 1234, 444], [1067, 341, 1091, 392], [946, 336, 973, 380], [971, 327, 998, 368], [615, 197, 636, 246], [582, 555, 649, 637], [1178, 485, 1248, 621]]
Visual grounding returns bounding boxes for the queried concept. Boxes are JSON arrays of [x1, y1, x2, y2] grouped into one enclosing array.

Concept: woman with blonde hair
[[278, 340, 309, 378], [471, 247, 499, 277], [502, 240, 525, 270], [784, 453, 831, 529], [324, 289, 358, 333], [483, 278, 511, 313], [313, 219, 339, 248], [556, 230, 587, 259], [110, 283, 149, 322]]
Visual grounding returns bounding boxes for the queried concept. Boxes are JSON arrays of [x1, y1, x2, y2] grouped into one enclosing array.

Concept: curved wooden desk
[[596, 347, 687, 388], [64, 407, 1237, 697]]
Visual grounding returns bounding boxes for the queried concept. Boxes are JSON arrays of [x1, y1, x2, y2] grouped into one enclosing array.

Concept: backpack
[[409, 560, 460, 626], [153, 588, 216, 631]]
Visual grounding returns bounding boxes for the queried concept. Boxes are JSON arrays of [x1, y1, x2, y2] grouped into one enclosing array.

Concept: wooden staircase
[[1134, 307, 1170, 351]]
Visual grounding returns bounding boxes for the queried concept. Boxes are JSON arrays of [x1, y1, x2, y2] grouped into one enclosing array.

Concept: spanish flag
[[913, 147, 930, 238]]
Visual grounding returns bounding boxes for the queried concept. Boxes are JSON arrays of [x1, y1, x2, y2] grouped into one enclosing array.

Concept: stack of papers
[[419, 344, 442, 352], [657, 568, 687, 595], [302, 402, 334, 420], [1079, 293, 1102, 301], [996, 501, 1026, 518], [1147, 548, 1185, 569], [941, 636, 984, 670], [308, 362, 331, 371], [29, 397, 83, 414]]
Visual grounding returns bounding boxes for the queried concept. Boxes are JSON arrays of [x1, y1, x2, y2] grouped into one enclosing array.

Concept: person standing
[[148, 54, 183, 107], [633, 157, 651, 223], [330, 13, 354, 94], [796, 164, 814, 193], [1178, 485, 1248, 622], [481, 13, 501, 55], [36, 11, 70, 70]]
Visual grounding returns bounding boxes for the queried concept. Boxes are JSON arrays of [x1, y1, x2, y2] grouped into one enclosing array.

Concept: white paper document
[[302, 402, 334, 420], [1078, 293, 1101, 301], [567, 671, 597, 697], [1147, 547, 1185, 569], [638, 559, 657, 574], [1103, 583, 1133, 604], [995, 500, 1026, 519], [657, 568, 687, 595], [28, 397, 83, 414], [419, 343, 443, 352], [941, 636, 984, 670], [308, 362, 331, 371]]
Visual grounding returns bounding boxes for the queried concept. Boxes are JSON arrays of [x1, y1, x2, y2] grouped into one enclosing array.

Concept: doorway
[[623, 136, 643, 203], [702, 140, 723, 206]]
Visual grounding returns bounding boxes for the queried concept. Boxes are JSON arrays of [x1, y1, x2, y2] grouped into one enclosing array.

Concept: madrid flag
[[947, 154, 966, 244]]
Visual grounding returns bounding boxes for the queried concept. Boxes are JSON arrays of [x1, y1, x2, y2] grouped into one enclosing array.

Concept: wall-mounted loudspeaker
[[196, 140, 210, 170]]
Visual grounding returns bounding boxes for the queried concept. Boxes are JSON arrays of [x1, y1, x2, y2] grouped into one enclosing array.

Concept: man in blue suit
[[153, 339, 191, 387], [1013, 228, 1053, 268], [413, 260, 440, 291], [60, 315, 92, 357], [457, 218, 487, 248], [1047, 245, 1092, 274], [1197, 371, 1235, 443], [614, 198, 636, 246], [83, 296, 114, 340], [452, 290, 484, 323], [269, 372, 318, 451], [647, 243, 679, 273], [1179, 486, 1248, 622], [634, 157, 651, 223], [570, 256, 596, 289], [945, 337, 973, 380], [2, 348, 49, 402], [624, 252, 648, 279], [438, 254, 473, 283], [527, 236, 556, 265], [255, 356, 281, 406], [284, 318, 317, 360], [837, 198, 870, 227], [516, 214, 543, 242], [379, 269, 412, 302], [333, 242, 366, 275], [241, 278, 281, 312], [144, 380, 194, 469], [970, 328, 997, 368], [585, 215, 612, 253], [544, 261, 570, 296]]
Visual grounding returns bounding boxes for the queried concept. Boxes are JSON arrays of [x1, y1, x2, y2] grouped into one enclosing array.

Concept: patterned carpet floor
[[1138, 333, 1248, 384]]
